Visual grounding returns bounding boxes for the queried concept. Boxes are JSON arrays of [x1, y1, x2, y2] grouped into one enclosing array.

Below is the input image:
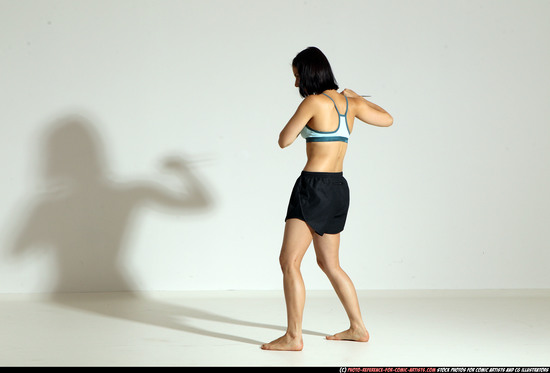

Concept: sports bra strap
[[322, 93, 348, 116]]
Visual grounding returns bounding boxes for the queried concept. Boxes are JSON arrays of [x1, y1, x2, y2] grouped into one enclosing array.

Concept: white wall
[[1, 0, 549, 293]]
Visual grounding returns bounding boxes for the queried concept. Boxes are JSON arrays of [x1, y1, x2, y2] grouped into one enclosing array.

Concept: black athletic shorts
[[285, 171, 350, 236]]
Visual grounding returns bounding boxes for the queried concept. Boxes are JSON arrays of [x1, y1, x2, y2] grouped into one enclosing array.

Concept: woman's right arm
[[342, 89, 393, 127]]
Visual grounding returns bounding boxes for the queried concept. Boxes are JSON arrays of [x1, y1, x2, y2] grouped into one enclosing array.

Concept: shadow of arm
[[137, 156, 212, 211]]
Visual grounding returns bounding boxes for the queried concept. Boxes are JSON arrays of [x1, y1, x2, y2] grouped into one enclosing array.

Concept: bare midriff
[[302, 141, 348, 173]]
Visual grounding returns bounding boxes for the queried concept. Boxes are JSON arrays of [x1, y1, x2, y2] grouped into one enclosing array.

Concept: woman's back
[[302, 90, 355, 173]]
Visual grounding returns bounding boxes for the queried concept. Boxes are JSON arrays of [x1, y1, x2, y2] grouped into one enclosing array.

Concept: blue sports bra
[[300, 93, 350, 143]]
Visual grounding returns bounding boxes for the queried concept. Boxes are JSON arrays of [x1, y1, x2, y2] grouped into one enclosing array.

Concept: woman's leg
[[261, 218, 313, 351], [313, 232, 369, 342]]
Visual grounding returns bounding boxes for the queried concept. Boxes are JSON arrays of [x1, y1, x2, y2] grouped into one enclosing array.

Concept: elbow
[[385, 114, 394, 127], [278, 135, 291, 148]]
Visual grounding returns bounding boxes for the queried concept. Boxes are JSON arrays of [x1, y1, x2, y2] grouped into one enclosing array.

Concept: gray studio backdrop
[[1, 0, 549, 293]]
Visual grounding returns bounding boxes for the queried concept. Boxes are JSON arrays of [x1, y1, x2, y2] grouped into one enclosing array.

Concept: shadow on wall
[[8, 115, 324, 346], [10, 115, 212, 293]]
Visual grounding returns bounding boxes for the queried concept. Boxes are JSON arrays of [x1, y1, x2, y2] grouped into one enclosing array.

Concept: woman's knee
[[279, 254, 302, 274], [316, 256, 340, 275]]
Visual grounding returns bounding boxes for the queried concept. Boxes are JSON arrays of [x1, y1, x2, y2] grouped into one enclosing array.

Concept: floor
[[1, 289, 549, 367]]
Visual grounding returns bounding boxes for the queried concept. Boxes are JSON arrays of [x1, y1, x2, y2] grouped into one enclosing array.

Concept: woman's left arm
[[278, 96, 317, 148]]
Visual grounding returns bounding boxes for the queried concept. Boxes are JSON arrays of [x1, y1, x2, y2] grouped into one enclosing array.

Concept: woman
[[261, 47, 393, 351]]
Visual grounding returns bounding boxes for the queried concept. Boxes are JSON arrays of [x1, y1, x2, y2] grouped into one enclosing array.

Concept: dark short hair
[[292, 47, 339, 98]]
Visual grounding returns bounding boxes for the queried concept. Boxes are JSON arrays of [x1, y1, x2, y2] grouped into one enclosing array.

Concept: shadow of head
[[41, 115, 106, 188]]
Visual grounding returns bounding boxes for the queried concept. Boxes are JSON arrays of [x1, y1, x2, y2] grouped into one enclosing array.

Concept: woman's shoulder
[[304, 94, 326, 103], [303, 93, 338, 108], [297, 94, 326, 112]]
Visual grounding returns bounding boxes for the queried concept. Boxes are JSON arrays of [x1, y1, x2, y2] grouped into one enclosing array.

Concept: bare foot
[[326, 327, 369, 342], [261, 334, 303, 351]]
